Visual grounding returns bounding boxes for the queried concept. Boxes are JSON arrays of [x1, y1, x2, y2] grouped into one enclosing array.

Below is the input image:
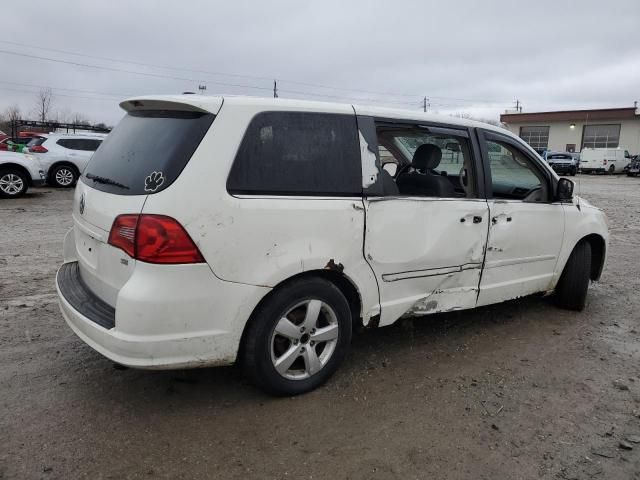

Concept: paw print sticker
[[144, 171, 165, 192]]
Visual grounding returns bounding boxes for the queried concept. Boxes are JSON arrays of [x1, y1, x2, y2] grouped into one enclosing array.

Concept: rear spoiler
[[119, 96, 223, 115]]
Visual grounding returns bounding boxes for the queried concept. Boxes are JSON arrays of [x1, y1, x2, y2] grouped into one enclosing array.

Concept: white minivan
[[580, 147, 631, 174], [56, 95, 609, 395]]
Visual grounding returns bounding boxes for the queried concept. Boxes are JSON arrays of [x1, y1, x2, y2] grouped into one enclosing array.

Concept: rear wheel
[[0, 168, 28, 198], [608, 164, 615, 174], [555, 241, 592, 311], [51, 165, 77, 188], [241, 277, 352, 396]]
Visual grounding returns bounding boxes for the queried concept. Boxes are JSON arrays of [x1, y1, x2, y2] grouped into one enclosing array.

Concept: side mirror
[[556, 177, 574, 201]]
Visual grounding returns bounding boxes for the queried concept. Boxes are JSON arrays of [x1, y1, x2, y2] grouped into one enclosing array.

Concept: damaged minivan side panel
[[142, 101, 382, 328], [356, 112, 490, 326], [364, 197, 489, 325]]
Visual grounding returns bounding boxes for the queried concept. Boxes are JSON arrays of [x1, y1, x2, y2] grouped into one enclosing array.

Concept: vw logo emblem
[[79, 193, 85, 215]]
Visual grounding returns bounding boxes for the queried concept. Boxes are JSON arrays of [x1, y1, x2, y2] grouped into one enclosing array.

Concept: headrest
[[412, 144, 442, 171]]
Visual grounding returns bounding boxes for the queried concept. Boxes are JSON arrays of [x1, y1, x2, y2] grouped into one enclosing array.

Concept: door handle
[[492, 215, 513, 225], [460, 215, 484, 224]]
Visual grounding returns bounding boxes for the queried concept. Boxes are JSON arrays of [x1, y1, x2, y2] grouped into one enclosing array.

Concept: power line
[[0, 39, 509, 105], [0, 48, 415, 106], [0, 39, 276, 83], [0, 85, 119, 102], [0, 48, 504, 110], [0, 49, 275, 92], [0, 77, 426, 111], [0, 79, 129, 98]]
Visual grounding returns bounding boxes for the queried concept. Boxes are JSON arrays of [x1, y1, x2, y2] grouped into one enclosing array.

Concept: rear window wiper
[[85, 173, 130, 190]]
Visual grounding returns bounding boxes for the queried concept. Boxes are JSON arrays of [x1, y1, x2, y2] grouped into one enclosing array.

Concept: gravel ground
[[1, 176, 639, 480]]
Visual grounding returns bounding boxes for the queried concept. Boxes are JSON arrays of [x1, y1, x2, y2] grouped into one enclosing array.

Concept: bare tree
[[71, 112, 90, 126], [5, 105, 21, 123], [0, 105, 21, 135], [34, 88, 54, 122]]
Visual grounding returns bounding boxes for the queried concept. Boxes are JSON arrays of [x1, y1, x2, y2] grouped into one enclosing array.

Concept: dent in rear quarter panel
[[140, 101, 381, 324]]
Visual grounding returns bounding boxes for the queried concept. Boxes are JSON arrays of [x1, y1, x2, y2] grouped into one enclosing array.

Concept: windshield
[[27, 137, 46, 148], [82, 109, 215, 195]]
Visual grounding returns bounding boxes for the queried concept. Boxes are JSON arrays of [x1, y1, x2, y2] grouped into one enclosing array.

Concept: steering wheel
[[522, 186, 543, 202], [394, 162, 411, 179]]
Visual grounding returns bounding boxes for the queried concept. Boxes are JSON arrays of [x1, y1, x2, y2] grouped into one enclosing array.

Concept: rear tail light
[[108, 214, 204, 264], [108, 214, 138, 258], [603, 159, 607, 164], [30, 145, 48, 153]]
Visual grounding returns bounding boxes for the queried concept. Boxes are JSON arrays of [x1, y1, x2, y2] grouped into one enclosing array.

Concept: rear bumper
[[56, 261, 270, 369]]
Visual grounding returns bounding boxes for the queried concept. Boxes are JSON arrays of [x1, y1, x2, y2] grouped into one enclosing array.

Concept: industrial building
[[500, 106, 640, 155]]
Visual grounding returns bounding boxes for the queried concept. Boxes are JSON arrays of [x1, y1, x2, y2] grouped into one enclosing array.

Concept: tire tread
[[555, 241, 592, 311]]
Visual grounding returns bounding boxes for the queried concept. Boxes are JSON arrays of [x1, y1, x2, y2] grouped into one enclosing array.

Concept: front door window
[[486, 140, 548, 203]]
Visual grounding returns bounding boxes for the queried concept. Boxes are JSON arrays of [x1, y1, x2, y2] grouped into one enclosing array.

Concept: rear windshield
[[82, 110, 215, 195], [27, 137, 46, 147]]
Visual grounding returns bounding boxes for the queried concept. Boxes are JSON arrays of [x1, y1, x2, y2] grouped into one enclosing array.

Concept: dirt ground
[[1, 175, 639, 480]]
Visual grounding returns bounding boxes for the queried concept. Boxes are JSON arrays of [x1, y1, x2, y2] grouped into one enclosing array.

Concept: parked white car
[[0, 151, 46, 198], [28, 133, 106, 187], [580, 147, 631, 174], [56, 95, 609, 395]]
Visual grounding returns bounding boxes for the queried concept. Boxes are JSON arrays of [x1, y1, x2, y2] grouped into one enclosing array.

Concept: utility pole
[[423, 96, 430, 112], [273, 80, 278, 98], [198, 84, 207, 95], [514, 99, 522, 113]]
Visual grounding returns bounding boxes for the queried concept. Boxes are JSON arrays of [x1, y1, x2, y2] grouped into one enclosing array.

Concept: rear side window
[[227, 112, 361, 196], [82, 139, 102, 151], [57, 138, 102, 151], [57, 139, 76, 149], [83, 110, 214, 195]]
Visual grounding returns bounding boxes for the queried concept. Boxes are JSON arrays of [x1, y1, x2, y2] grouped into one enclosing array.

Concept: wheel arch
[[580, 233, 606, 281], [237, 269, 364, 361], [0, 163, 32, 186]]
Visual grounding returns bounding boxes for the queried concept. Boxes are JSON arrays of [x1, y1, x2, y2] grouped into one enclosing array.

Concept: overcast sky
[[1, 0, 639, 126]]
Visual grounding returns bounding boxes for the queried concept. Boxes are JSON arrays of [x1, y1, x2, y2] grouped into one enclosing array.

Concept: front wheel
[[51, 165, 77, 188], [0, 168, 28, 198], [241, 277, 352, 396], [555, 241, 592, 311]]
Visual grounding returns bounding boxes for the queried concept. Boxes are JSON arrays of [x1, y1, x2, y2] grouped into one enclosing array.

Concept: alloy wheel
[[270, 299, 339, 380], [55, 168, 74, 186], [0, 173, 25, 196]]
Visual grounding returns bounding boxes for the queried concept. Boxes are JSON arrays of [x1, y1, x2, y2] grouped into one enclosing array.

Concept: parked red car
[[0, 136, 42, 152]]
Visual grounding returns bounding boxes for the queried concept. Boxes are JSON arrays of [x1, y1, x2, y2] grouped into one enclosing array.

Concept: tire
[[608, 164, 615, 174], [50, 164, 77, 188], [241, 277, 352, 396], [555, 241, 592, 311], [0, 168, 28, 198]]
